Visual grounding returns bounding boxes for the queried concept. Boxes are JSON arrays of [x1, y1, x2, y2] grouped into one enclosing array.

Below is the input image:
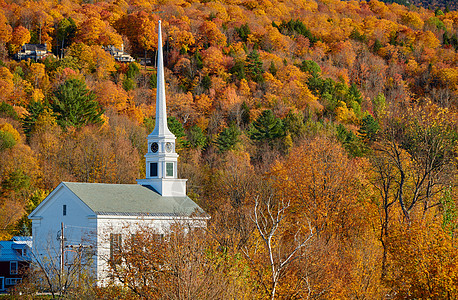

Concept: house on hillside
[[104, 44, 135, 62], [28, 21, 209, 286], [16, 44, 49, 61], [0, 236, 32, 291]]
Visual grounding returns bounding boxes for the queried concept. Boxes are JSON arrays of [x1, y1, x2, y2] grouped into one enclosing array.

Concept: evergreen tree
[[123, 77, 136, 91], [298, 60, 321, 78], [274, 19, 318, 45], [22, 101, 45, 137], [56, 17, 76, 58], [188, 125, 207, 149], [126, 62, 140, 79], [167, 116, 187, 149], [0, 102, 18, 120], [250, 110, 284, 146], [348, 83, 363, 104], [336, 124, 365, 157], [216, 123, 241, 152], [283, 110, 306, 142], [150, 72, 157, 89], [246, 50, 264, 83], [235, 23, 250, 42], [268, 61, 277, 76], [358, 114, 380, 143], [230, 60, 246, 81], [373, 39, 383, 52], [241, 101, 251, 126], [0, 130, 16, 151], [200, 75, 212, 91], [193, 51, 203, 70], [52, 79, 104, 128], [123, 62, 140, 91]]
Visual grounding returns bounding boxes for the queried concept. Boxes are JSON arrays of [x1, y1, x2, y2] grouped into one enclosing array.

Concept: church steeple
[[151, 20, 174, 138], [137, 20, 187, 197]]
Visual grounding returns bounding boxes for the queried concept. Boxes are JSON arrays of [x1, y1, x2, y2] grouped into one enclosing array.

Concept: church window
[[150, 163, 158, 177], [166, 162, 174, 177], [63, 205, 66, 216], [110, 233, 122, 264]]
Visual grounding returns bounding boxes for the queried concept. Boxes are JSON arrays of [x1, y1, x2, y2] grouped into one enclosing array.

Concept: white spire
[[137, 20, 186, 196], [151, 20, 174, 138]]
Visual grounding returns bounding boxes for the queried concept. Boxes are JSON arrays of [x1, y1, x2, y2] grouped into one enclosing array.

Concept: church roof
[[62, 182, 207, 218]]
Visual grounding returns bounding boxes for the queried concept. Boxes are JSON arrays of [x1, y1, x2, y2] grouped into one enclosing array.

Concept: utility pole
[[60, 222, 64, 291]]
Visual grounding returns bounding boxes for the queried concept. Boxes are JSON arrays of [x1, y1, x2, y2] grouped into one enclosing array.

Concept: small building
[[16, 44, 48, 61], [104, 44, 135, 63], [0, 236, 32, 291]]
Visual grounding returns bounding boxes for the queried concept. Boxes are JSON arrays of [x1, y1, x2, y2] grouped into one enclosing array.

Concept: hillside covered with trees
[[382, 0, 458, 11], [0, 0, 457, 298]]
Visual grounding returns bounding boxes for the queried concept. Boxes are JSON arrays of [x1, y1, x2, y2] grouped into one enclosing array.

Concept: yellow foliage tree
[[385, 219, 458, 299], [0, 11, 12, 44], [9, 26, 31, 54], [0, 122, 22, 144], [0, 67, 14, 101], [402, 11, 424, 30]]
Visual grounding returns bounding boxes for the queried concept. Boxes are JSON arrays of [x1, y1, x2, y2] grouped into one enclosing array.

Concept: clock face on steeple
[[151, 142, 159, 153], [165, 142, 173, 153]]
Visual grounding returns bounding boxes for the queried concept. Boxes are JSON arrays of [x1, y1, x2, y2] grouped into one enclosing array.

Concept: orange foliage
[[385, 219, 458, 299], [268, 137, 379, 297], [201, 46, 226, 75], [94, 81, 130, 112], [9, 26, 30, 53], [198, 21, 226, 47], [0, 11, 12, 44], [78, 17, 122, 47], [0, 67, 13, 101]]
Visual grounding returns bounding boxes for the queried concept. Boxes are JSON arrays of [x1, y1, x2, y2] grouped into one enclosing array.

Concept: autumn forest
[[0, 0, 457, 298]]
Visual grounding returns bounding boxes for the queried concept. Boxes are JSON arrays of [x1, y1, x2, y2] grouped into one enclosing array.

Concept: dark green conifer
[[216, 123, 241, 152], [52, 79, 104, 128], [250, 110, 284, 145]]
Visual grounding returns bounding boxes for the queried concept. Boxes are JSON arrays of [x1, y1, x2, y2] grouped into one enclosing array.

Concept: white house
[[16, 44, 49, 61], [103, 44, 135, 62], [28, 21, 208, 286]]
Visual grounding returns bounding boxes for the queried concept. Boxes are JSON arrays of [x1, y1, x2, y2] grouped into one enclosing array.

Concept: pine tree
[[358, 114, 380, 143], [246, 50, 264, 83], [348, 83, 363, 104], [22, 101, 45, 137], [0, 102, 18, 120], [216, 123, 241, 152], [0, 130, 16, 151], [268, 61, 277, 76], [235, 23, 250, 42], [250, 110, 284, 146], [52, 78, 104, 128], [200, 75, 212, 91], [167, 116, 187, 149], [188, 125, 207, 149], [283, 110, 306, 141], [241, 101, 250, 126]]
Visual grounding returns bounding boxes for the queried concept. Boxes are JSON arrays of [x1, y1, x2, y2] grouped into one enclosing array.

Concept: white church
[[28, 21, 208, 285]]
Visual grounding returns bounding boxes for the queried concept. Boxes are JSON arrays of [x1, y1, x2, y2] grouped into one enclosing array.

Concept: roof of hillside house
[[30, 182, 208, 218], [0, 237, 32, 262], [21, 44, 47, 51]]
